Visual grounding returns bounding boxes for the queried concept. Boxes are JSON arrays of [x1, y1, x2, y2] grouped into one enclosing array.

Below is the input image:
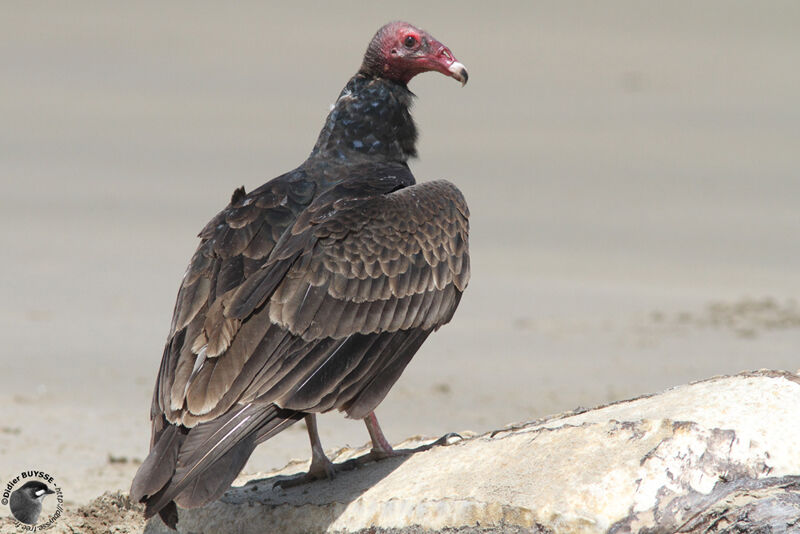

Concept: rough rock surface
[[0, 492, 146, 534], [143, 370, 800, 534]]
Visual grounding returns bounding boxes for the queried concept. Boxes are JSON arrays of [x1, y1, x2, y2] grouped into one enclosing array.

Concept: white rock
[[145, 370, 800, 533]]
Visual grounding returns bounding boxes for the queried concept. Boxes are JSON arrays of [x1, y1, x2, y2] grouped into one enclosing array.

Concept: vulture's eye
[[403, 35, 418, 48]]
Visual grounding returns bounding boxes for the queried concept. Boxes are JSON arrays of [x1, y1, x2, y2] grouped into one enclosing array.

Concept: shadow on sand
[[143, 445, 424, 533]]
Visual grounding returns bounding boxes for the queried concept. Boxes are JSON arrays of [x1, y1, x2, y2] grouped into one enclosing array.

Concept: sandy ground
[[1, 1, 799, 528]]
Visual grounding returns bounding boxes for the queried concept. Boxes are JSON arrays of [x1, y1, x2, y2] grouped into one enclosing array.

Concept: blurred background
[[1, 1, 798, 505]]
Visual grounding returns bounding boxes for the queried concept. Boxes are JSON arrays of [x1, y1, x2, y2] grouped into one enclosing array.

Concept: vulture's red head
[[360, 21, 468, 86]]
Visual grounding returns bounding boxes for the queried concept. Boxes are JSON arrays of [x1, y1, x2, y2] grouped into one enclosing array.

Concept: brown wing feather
[[267, 180, 469, 341], [139, 171, 469, 520], [153, 173, 316, 425], [155, 172, 469, 429], [252, 179, 469, 415]]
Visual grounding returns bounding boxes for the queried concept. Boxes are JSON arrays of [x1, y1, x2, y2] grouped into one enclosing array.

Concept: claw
[[410, 432, 463, 452], [272, 464, 333, 490], [274, 412, 462, 490], [274, 414, 337, 490], [427, 431, 463, 447]]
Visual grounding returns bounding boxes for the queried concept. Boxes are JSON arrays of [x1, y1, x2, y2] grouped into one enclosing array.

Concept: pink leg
[[364, 411, 397, 457], [273, 414, 334, 489], [360, 411, 460, 464], [277, 412, 462, 487], [305, 414, 336, 479]]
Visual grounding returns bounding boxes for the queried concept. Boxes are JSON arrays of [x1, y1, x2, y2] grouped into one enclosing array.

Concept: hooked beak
[[447, 61, 469, 86], [427, 40, 469, 86]]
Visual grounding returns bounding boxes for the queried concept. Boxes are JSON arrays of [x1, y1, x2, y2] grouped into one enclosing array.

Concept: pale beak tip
[[448, 61, 468, 86]]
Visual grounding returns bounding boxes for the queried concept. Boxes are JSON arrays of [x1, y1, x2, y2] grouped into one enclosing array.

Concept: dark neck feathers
[[310, 74, 418, 163]]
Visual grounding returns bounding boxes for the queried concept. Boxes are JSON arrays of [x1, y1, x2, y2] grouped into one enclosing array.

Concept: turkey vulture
[[131, 21, 470, 528]]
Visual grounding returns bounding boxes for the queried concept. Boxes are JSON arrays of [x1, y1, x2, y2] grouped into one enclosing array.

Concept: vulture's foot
[[273, 454, 336, 490], [411, 431, 463, 452], [343, 432, 464, 470]]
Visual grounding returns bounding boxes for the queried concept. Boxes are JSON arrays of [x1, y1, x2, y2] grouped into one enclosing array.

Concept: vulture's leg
[[367, 411, 461, 454], [347, 412, 462, 467], [333, 411, 402, 469], [306, 414, 336, 478], [364, 411, 399, 458], [273, 414, 335, 489]]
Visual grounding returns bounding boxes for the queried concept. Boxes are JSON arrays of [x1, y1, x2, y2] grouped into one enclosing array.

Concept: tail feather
[[132, 403, 302, 524], [173, 435, 255, 509], [130, 419, 186, 503]]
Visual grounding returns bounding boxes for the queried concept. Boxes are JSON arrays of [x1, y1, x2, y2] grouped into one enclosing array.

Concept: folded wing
[[134, 173, 469, 516]]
